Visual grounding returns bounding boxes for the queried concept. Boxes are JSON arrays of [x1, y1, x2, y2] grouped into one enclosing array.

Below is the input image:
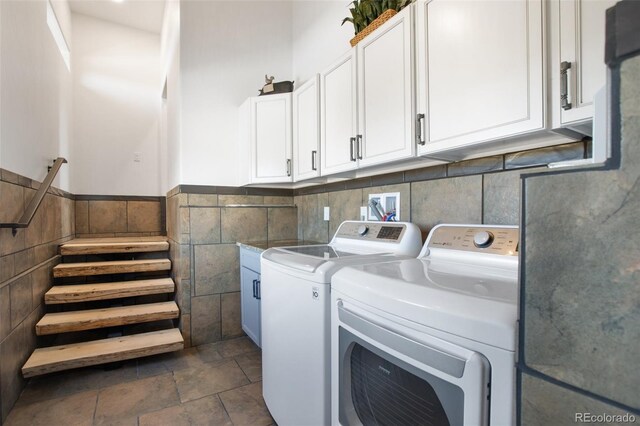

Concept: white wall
[[0, 0, 356, 193], [291, 1, 353, 84], [170, 0, 352, 188], [161, 0, 181, 191], [71, 13, 162, 195], [0, 0, 73, 191], [178, 1, 293, 187]]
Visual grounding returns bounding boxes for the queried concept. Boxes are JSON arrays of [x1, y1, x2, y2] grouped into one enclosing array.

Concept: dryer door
[[336, 301, 490, 426]]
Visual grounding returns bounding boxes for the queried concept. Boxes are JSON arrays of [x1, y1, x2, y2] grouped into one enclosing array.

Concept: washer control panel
[[427, 226, 519, 256], [336, 222, 406, 242]]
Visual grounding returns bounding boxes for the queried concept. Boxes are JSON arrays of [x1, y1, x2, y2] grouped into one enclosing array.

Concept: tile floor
[[5, 337, 273, 426]]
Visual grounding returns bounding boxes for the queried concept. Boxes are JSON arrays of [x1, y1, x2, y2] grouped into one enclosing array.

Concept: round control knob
[[473, 231, 494, 248], [357, 225, 369, 236]]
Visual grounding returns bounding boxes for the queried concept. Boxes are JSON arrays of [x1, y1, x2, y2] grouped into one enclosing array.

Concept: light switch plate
[[323, 206, 330, 221]]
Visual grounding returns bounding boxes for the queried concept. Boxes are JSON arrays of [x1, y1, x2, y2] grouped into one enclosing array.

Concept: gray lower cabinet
[[240, 248, 261, 347]]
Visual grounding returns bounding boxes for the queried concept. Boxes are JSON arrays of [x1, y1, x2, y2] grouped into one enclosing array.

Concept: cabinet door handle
[[286, 159, 291, 177], [416, 114, 426, 145], [311, 150, 317, 171], [252, 279, 257, 298], [256, 280, 261, 300], [560, 61, 572, 111], [350, 137, 356, 162], [356, 135, 363, 160]]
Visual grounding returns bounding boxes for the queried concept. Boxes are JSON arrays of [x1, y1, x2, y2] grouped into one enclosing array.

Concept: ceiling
[[69, 0, 166, 34]]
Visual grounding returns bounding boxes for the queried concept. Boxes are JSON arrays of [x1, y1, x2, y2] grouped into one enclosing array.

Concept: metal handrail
[[0, 157, 68, 236]]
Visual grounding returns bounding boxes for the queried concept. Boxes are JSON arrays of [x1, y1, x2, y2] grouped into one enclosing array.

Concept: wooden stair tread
[[36, 301, 180, 335], [45, 278, 175, 304], [22, 329, 184, 378], [53, 259, 171, 278], [64, 236, 167, 244], [61, 237, 169, 255]]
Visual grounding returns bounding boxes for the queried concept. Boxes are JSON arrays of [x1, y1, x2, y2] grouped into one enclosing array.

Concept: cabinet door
[[251, 94, 292, 183], [357, 6, 415, 167], [416, 0, 544, 157], [558, 0, 616, 126], [240, 267, 261, 347], [320, 50, 358, 175], [293, 75, 321, 181]]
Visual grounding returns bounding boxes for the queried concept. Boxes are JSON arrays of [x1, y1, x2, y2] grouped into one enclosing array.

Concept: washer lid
[[331, 258, 518, 351], [262, 245, 389, 274], [278, 245, 360, 259]]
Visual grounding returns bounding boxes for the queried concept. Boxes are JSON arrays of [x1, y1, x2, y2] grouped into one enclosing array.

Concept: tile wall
[[295, 141, 589, 242], [0, 169, 75, 422], [74, 197, 165, 238], [165, 191, 296, 347], [518, 53, 640, 421], [165, 140, 589, 349]]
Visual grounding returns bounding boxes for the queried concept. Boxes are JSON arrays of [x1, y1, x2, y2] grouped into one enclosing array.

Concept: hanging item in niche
[[259, 75, 294, 96]]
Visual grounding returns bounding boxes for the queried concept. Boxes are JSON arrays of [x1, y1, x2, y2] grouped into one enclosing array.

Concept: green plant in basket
[[341, 0, 413, 35]]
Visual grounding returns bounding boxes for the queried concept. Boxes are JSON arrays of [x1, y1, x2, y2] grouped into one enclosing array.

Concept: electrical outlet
[[323, 206, 330, 221]]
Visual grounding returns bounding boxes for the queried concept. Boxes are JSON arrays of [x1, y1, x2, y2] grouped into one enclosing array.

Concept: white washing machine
[[331, 224, 520, 426], [260, 221, 422, 426]]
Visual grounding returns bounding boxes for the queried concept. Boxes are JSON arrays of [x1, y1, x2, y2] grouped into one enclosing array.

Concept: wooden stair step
[[60, 237, 169, 255], [45, 278, 175, 304], [53, 259, 171, 278], [22, 328, 184, 378], [36, 301, 180, 335]]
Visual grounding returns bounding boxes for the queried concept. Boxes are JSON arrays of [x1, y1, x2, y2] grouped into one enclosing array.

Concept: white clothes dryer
[[331, 224, 520, 426], [260, 221, 422, 426]]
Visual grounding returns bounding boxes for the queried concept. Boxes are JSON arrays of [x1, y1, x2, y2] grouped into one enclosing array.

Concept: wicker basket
[[349, 9, 398, 47]]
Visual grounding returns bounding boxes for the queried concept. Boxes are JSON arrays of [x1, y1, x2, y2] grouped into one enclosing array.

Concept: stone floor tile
[[94, 374, 180, 425], [216, 336, 259, 359], [173, 360, 249, 403], [20, 362, 138, 404], [136, 353, 172, 379], [159, 347, 209, 372], [6, 343, 266, 424], [138, 395, 232, 426], [235, 351, 262, 382], [219, 382, 273, 426], [95, 416, 138, 426], [137, 347, 220, 379], [4, 389, 97, 426], [197, 336, 260, 359], [196, 343, 225, 364]]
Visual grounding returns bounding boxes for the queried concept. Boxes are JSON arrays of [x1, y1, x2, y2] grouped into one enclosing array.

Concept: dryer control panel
[[335, 221, 406, 242], [427, 226, 519, 256]]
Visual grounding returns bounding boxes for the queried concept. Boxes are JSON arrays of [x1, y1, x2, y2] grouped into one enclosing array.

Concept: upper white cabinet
[[321, 7, 416, 176], [320, 50, 358, 176], [293, 75, 321, 181], [357, 6, 415, 168], [555, 0, 616, 129], [416, 0, 547, 158], [239, 93, 292, 185], [238, 0, 611, 186]]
